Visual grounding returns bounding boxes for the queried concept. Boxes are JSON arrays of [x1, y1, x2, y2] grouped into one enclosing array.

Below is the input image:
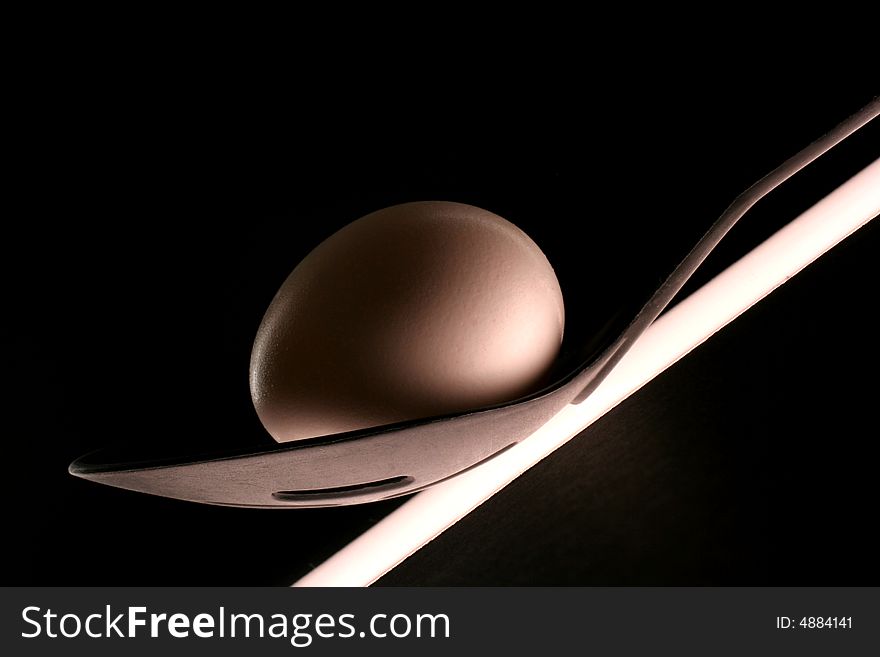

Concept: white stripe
[[294, 159, 880, 587]]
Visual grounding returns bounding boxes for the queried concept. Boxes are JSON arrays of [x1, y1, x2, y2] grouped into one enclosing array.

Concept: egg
[[250, 201, 565, 443]]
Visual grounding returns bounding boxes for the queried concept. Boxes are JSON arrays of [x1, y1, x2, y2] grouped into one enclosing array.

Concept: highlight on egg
[[249, 201, 565, 443]]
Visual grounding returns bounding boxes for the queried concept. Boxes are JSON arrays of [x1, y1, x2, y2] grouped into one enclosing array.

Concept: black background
[[4, 77, 877, 584]]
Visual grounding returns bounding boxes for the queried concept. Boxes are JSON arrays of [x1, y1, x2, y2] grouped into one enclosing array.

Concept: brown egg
[[250, 201, 564, 443]]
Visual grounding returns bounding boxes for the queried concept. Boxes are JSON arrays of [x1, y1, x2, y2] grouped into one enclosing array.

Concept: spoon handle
[[572, 97, 880, 404]]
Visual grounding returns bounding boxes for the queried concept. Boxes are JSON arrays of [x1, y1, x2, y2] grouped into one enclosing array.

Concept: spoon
[[69, 99, 880, 508]]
